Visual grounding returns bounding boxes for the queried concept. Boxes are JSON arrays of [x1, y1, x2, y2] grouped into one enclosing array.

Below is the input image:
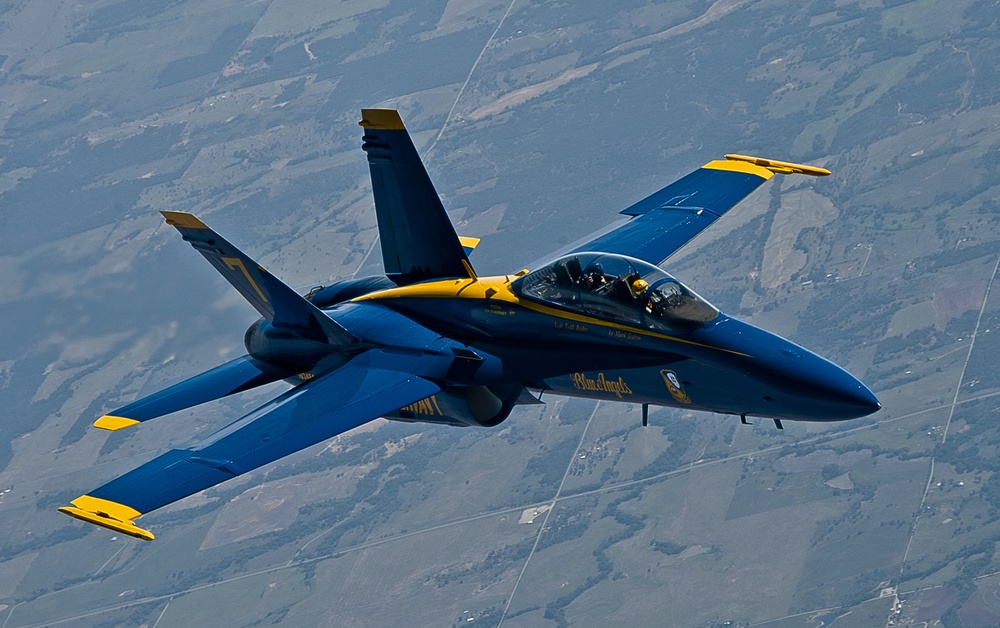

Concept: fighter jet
[[59, 109, 879, 540]]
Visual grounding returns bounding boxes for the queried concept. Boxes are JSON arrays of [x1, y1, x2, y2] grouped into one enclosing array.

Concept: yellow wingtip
[[94, 415, 141, 431], [724, 154, 831, 177], [459, 236, 481, 251], [359, 108, 405, 130], [703, 159, 774, 179], [160, 210, 208, 229], [59, 496, 154, 541]]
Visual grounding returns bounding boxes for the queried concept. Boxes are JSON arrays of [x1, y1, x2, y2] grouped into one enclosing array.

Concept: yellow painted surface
[[724, 154, 830, 177], [359, 108, 405, 130], [702, 159, 774, 179], [93, 415, 140, 431], [58, 495, 154, 541], [58, 507, 155, 541], [460, 258, 478, 280], [160, 210, 208, 229], [222, 256, 269, 302], [354, 275, 518, 303], [356, 276, 750, 356], [70, 495, 142, 520]]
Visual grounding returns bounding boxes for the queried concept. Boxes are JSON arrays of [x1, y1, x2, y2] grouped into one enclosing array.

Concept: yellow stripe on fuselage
[[354, 276, 749, 357], [354, 275, 518, 303]]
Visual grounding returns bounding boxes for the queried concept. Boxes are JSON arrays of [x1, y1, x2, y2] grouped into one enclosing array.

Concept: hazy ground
[[1, 0, 999, 626]]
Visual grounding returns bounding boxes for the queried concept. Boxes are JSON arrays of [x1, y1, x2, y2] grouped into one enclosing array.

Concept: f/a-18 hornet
[[60, 109, 880, 540]]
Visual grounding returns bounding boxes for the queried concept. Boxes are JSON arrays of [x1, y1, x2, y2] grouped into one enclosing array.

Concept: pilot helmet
[[630, 278, 649, 297]]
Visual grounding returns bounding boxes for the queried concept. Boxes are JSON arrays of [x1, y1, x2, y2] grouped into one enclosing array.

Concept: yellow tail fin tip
[[160, 211, 209, 229]]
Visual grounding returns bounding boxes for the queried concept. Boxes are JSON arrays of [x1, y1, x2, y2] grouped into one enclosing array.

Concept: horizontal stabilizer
[[60, 350, 441, 538], [359, 109, 476, 284], [161, 211, 357, 346], [95, 355, 294, 431]]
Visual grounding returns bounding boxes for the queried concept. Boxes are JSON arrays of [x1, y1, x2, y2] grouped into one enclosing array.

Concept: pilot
[[630, 278, 649, 299], [581, 263, 607, 291]]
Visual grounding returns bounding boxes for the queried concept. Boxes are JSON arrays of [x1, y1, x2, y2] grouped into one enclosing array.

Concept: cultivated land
[[1, 0, 999, 626]]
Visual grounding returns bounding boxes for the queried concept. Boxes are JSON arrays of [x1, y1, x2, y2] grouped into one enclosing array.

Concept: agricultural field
[[1, 0, 999, 626]]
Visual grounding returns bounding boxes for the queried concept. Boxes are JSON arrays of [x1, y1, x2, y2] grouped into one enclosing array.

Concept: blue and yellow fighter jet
[[59, 109, 879, 540]]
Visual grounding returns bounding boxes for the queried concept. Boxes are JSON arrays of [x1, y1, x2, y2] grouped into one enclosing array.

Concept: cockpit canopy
[[512, 253, 719, 332]]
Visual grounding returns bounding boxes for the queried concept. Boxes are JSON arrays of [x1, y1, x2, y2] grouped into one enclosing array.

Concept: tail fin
[[161, 211, 357, 346], [359, 109, 477, 285]]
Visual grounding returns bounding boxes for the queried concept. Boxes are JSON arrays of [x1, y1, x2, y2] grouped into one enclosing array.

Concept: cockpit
[[512, 253, 719, 332]]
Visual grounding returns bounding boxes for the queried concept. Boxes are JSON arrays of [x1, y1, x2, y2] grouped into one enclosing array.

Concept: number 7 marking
[[222, 257, 268, 302]]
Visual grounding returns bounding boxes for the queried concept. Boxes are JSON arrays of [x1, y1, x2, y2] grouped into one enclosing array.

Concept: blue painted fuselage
[[322, 265, 878, 424]]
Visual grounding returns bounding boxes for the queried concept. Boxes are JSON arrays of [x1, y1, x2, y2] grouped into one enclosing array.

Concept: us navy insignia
[[660, 369, 691, 404]]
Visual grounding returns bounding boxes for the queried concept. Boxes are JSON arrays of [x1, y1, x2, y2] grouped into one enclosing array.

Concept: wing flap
[[60, 350, 440, 537]]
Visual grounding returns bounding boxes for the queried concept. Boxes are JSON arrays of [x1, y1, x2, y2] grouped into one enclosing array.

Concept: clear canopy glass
[[512, 253, 719, 332]]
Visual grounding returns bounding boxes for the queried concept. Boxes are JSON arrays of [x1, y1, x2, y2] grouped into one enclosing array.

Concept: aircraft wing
[[568, 155, 829, 266], [59, 350, 440, 540]]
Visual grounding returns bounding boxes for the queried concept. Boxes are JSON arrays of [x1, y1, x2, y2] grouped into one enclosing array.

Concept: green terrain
[[1, 0, 999, 626]]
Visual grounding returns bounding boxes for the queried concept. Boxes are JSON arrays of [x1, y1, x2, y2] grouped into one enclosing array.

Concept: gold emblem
[[660, 369, 691, 404]]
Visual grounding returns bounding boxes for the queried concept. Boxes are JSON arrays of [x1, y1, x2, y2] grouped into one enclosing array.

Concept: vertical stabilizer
[[161, 211, 357, 346], [359, 109, 476, 285]]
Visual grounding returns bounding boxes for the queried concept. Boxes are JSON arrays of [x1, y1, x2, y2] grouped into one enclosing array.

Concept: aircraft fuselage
[[308, 267, 879, 424]]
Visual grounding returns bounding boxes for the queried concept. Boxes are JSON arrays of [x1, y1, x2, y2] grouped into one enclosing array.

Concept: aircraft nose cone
[[785, 352, 881, 420], [845, 383, 881, 416], [693, 317, 880, 421], [819, 368, 880, 419]]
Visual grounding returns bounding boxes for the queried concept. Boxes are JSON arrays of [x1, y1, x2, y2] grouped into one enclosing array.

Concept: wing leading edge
[[569, 154, 829, 266], [60, 350, 441, 540]]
